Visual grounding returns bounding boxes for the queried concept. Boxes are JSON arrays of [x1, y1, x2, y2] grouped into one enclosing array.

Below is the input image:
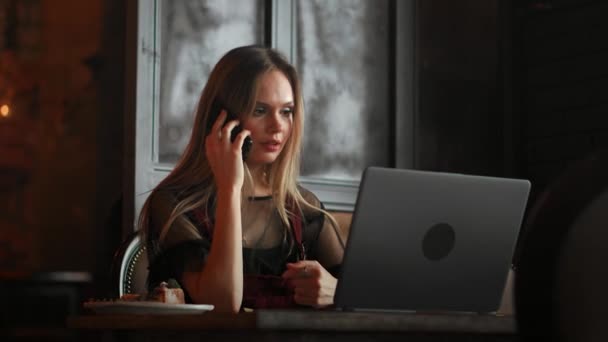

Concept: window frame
[[131, 0, 417, 225]]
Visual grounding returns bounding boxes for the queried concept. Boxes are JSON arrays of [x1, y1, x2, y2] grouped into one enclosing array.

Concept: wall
[[415, 0, 507, 177], [514, 0, 608, 199], [0, 0, 124, 292], [414, 0, 608, 201]]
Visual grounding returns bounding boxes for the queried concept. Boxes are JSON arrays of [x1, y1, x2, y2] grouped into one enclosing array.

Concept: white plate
[[84, 301, 214, 315]]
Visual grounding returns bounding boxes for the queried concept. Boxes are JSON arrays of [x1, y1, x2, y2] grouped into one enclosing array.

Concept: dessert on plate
[[119, 280, 185, 304]]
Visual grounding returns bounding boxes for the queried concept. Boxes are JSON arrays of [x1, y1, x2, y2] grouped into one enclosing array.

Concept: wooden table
[[68, 310, 518, 341]]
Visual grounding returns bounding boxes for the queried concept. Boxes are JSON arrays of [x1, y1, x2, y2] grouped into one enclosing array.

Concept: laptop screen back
[[334, 167, 530, 313]]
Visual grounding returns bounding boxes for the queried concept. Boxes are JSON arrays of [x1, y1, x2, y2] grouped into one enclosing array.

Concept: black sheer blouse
[[144, 187, 344, 304]]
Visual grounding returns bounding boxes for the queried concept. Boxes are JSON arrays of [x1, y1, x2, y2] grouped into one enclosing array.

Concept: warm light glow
[[0, 104, 9, 117]]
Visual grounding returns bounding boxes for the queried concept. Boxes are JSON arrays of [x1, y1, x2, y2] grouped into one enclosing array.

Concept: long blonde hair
[[139, 45, 338, 246]]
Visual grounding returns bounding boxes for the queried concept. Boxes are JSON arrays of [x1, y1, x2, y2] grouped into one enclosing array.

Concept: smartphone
[[208, 99, 253, 160]]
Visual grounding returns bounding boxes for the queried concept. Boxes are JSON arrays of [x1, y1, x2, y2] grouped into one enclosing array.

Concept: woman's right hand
[[205, 110, 251, 192]]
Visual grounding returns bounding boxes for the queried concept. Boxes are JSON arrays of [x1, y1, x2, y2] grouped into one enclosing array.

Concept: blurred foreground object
[[515, 149, 608, 341]]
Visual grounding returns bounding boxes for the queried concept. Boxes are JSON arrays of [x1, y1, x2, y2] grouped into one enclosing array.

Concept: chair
[[515, 149, 608, 341], [110, 231, 149, 298]]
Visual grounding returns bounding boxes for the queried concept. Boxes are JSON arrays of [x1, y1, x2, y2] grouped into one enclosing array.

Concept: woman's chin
[[247, 154, 279, 166]]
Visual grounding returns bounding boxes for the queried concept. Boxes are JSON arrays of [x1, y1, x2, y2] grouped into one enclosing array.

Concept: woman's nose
[[267, 111, 282, 132]]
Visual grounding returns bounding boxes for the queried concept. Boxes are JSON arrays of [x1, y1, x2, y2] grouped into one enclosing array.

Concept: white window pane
[[296, 0, 391, 181], [158, 0, 265, 163]]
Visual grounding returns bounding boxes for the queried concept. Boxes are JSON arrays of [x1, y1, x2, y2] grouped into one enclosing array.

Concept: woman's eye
[[281, 108, 294, 116], [253, 107, 266, 116]]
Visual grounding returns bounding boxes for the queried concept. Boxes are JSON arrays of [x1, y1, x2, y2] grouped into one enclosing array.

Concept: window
[[133, 0, 415, 217], [296, 0, 391, 181], [158, 0, 265, 164]]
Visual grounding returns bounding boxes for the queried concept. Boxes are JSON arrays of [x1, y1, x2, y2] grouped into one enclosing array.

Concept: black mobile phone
[[208, 99, 253, 160]]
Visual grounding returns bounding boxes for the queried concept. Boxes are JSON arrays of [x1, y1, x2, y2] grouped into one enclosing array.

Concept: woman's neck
[[249, 164, 272, 197]]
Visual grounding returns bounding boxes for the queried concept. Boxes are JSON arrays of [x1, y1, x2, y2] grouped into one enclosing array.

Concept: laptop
[[334, 166, 530, 313]]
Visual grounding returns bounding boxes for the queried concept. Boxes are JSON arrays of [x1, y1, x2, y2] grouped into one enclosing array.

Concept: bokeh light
[[0, 104, 10, 117]]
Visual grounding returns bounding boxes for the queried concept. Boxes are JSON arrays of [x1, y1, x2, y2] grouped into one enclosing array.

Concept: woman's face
[[242, 70, 294, 167]]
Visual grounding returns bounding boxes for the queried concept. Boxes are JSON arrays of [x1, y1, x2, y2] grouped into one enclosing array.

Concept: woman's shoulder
[[147, 188, 208, 247], [297, 185, 322, 208], [295, 185, 326, 223]]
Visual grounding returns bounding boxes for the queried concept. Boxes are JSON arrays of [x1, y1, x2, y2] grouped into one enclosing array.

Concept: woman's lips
[[261, 141, 281, 152]]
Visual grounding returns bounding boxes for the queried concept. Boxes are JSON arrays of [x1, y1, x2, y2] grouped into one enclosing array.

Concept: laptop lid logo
[[422, 223, 456, 261]]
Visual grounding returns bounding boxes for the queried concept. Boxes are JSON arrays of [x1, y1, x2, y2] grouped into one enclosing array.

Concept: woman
[[139, 45, 345, 313]]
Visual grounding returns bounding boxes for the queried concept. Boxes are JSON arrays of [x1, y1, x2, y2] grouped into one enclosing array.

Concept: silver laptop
[[334, 167, 530, 313]]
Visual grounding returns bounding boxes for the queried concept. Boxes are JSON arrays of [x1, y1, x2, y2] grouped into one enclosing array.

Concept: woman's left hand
[[281, 260, 337, 308]]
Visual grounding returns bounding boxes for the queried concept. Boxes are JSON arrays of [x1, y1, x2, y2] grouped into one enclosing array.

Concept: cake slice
[[147, 281, 185, 304]]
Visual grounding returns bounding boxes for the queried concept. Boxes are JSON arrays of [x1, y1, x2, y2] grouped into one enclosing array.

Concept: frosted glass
[[158, 0, 264, 163], [296, 0, 391, 180]]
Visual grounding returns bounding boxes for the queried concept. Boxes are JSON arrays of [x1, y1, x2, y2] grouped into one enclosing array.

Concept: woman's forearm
[[183, 187, 243, 312]]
